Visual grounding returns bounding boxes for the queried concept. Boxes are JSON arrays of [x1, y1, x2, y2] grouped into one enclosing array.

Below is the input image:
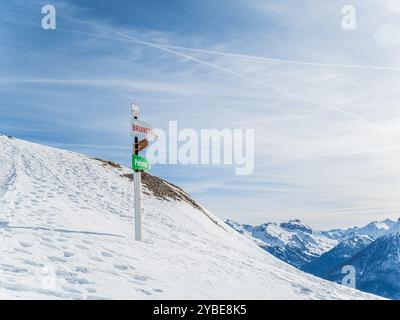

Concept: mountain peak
[[280, 219, 312, 234]]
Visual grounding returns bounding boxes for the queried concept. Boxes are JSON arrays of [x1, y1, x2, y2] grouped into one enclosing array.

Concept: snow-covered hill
[[0, 135, 377, 299]]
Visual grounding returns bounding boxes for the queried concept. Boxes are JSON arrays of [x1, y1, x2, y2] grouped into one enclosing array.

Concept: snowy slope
[[0, 135, 378, 299], [226, 219, 338, 268]]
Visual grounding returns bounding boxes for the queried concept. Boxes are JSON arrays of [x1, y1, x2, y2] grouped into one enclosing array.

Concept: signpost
[[130, 103, 153, 241]]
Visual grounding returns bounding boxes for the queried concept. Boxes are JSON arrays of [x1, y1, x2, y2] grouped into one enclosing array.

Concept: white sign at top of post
[[130, 103, 157, 139], [131, 103, 140, 119]]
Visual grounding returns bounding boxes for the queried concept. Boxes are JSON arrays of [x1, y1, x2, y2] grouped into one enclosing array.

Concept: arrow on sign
[[133, 139, 149, 153], [138, 139, 149, 152]]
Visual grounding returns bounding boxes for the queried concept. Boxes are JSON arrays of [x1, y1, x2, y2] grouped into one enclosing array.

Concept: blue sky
[[2, 0, 400, 228]]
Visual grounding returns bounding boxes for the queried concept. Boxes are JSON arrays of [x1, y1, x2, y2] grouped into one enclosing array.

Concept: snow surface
[[0, 135, 379, 299]]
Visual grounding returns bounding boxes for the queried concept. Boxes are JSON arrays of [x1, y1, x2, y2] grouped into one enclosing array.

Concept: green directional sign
[[132, 154, 151, 172]]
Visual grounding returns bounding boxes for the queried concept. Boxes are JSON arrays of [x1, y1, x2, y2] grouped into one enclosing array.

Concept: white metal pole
[[134, 170, 142, 241]]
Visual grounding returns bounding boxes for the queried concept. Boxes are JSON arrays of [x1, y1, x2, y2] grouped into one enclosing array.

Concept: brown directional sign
[[138, 139, 149, 152], [134, 139, 149, 153]]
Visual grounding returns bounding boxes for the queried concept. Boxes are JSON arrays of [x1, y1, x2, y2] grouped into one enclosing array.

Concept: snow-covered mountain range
[[226, 217, 400, 299], [0, 134, 376, 299], [225, 219, 338, 268]]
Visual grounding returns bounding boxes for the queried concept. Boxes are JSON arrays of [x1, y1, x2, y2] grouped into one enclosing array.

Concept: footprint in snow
[[48, 256, 66, 263], [75, 245, 88, 250], [69, 277, 90, 285], [0, 264, 28, 274], [89, 256, 103, 262], [57, 270, 90, 285], [14, 248, 32, 255], [113, 265, 128, 271], [76, 267, 89, 273], [101, 252, 113, 258], [62, 287, 82, 295], [21, 259, 43, 267], [0, 221, 10, 228], [300, 287, 312, 293], [63, 252, 74, 258], [40, 242, 59, 250], [133, 275, 148, 282], [138, 289, 152, 296], [19, 242, 32, 248]]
